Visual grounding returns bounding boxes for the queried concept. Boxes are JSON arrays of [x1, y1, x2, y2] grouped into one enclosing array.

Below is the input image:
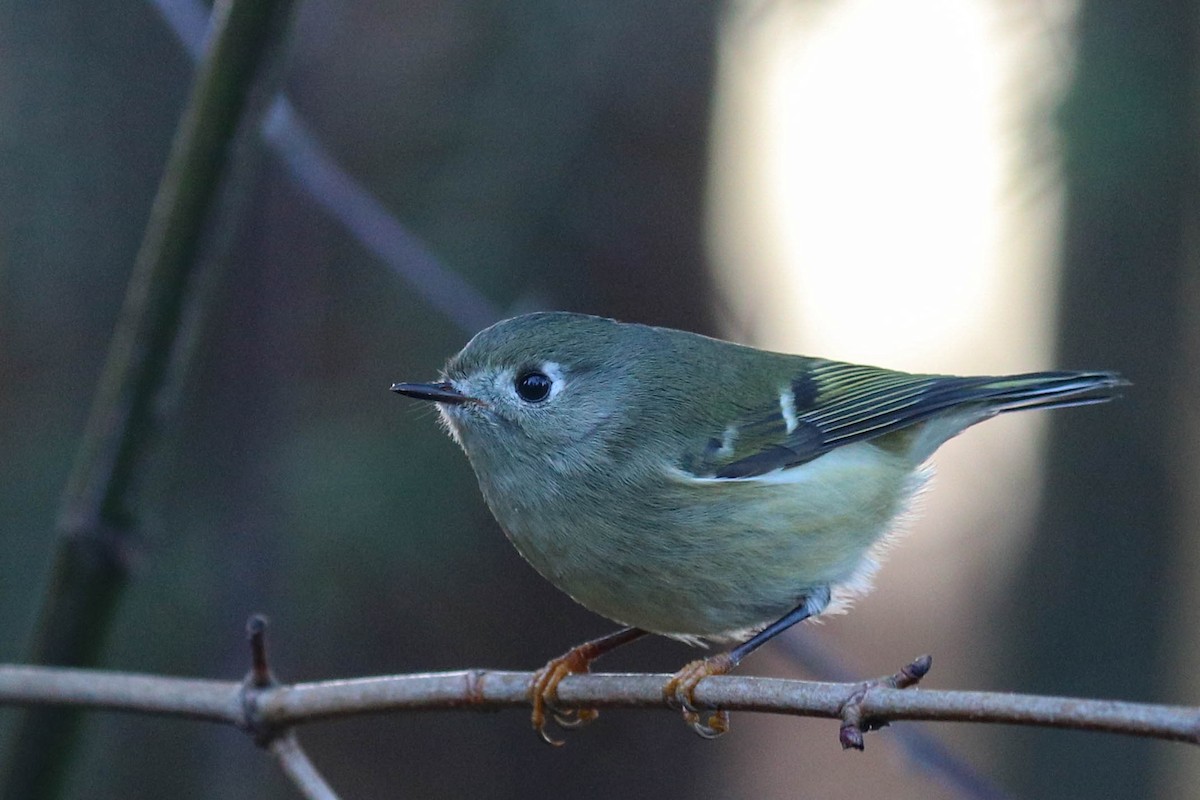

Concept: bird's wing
[[681, 364, 1123, 479]]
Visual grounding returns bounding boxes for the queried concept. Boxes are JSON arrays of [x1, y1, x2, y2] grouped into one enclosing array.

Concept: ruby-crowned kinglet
[[392, 312, 1125, 741]]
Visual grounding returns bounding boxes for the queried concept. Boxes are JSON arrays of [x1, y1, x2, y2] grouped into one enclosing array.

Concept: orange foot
[[529, 646, 601, 746], [529, 627, 647, 746], [663, 652, 737, 738]]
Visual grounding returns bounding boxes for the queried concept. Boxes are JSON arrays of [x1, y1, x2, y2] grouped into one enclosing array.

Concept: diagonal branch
[[269, 731, 341, 800]]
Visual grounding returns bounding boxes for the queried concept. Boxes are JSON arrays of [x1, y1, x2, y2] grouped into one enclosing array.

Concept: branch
[[151, 0, 504, 334], [1, 663, 1197, 747], [269, 732, 341, 800], [4, 0, 300, 796]]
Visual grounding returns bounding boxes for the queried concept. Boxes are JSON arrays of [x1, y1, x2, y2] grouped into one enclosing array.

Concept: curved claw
[[552, 707, 599, 729], [683, 708, 730, 738], [529, 648, 599, 746], [663, 653, 736, 738], [528, 628, 649, 746], [537, 722, 568, 747]]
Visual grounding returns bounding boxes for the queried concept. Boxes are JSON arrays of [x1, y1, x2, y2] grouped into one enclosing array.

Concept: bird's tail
[[970, 371, 1129, 415], [900, 370, 1128, 463]]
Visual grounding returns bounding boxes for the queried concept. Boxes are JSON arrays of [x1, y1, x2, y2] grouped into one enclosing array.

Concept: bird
[[391, 311, 1126, 741]]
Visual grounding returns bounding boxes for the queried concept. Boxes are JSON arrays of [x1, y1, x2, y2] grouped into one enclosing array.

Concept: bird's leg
[[661, 652, 739, 738], [530, 626, 648, 745], [664, 592, 827, 738]]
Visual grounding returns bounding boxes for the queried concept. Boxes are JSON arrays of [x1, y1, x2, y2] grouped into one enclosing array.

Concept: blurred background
[[1, 0, 1197, 798]]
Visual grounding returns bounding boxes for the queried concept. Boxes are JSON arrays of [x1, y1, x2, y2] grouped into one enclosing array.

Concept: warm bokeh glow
[[768, 0, 998, 360], [710, 0, 1070, 373], [708, 1, 1078, 794]]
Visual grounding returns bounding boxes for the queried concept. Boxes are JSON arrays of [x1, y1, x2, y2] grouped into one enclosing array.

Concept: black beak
[[390, 381, 473, 405]]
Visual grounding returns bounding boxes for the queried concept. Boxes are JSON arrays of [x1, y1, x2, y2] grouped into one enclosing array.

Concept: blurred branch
[[260, 97, 502, 332], [2, 0, 299, 797], [1, 663, 1197, 747], [151, 0, 504, 333]]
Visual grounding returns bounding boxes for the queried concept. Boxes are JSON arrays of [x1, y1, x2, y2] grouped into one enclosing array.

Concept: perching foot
[[528, 627, 647, 746], [663, 652, 737, 738]]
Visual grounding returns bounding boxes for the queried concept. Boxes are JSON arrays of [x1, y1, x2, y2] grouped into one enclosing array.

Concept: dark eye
[[515, 370, 552, 403]]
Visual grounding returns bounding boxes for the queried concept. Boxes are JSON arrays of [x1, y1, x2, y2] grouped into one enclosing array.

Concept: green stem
[[1, 1, 297, 797]]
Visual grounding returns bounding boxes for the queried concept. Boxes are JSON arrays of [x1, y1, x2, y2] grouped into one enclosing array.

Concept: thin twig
[[246, 614, 274, 689], [1, 664, 1196, 747], [778, 633, 1011, 800], [0, 667, 241, 722], [2, 2, 300, 796], [270, 732, 342, 800], [237, 615, 341, 800], [838, 655, 933, 750]]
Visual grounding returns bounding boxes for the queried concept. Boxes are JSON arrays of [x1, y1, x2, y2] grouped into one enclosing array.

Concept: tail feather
[[901, 370, 1128, 463], [975, 371, 1129, 414], [820, 370, 1128, 452]]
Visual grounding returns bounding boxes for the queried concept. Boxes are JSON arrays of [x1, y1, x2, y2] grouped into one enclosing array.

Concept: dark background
[[1, 1, 1196, 798]]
